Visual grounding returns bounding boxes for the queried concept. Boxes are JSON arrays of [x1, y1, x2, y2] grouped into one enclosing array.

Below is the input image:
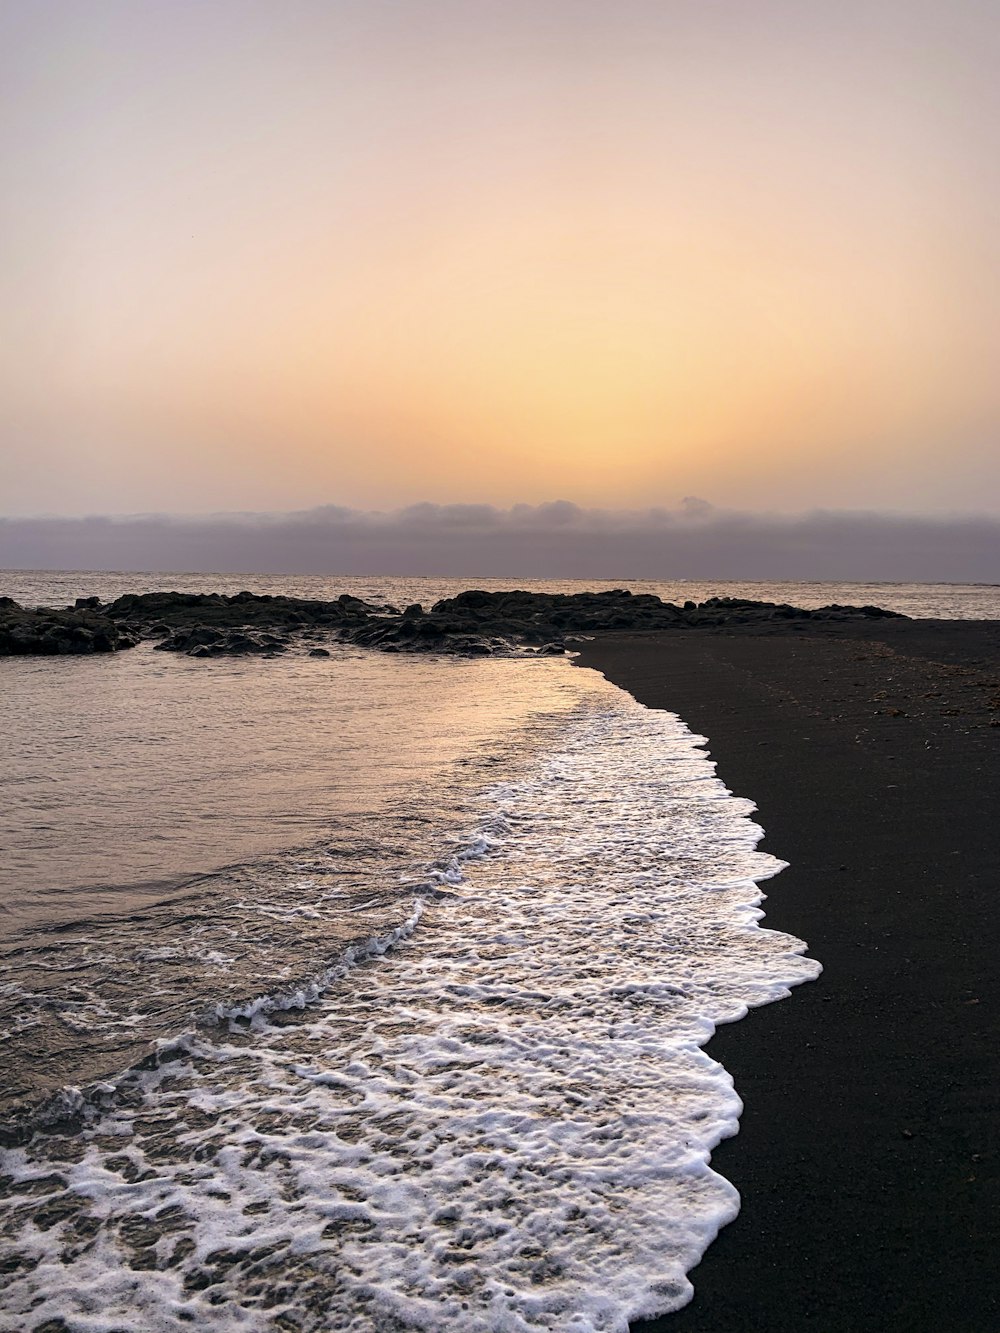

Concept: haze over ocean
[[3, 503, 1000, 583]]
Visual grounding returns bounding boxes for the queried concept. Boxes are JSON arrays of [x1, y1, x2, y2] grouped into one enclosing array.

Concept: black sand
[[578, 620, 1000, 1332]]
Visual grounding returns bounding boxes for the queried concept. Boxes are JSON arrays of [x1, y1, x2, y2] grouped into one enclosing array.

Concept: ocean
[[0, 573, 994, 1330]]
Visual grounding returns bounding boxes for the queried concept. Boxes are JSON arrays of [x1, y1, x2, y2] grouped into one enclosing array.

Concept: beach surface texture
[[578, 618, 1000, 1332]]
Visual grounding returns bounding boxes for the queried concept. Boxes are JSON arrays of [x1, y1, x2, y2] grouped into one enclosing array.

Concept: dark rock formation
[[100, 589, 387, 657], [1, 588, 906, 658], [337, 589, 904, 654], [154, 626, 290, 657], [343, 614, 507, 657], [0, 601, 139, 657], [105, 589, 380, 634]]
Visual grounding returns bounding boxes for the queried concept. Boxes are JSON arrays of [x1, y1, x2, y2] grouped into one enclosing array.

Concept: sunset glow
[[2, 0, 998, 516]]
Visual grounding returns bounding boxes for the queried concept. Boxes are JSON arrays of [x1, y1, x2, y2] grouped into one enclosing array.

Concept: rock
[[3, 586, 906, 659], [104, 590, 382, 639], [339, 589, 904, 656], [308, 647, 331, 657], [0, 603, 138, 657], [154, 625, 287, 656], [186, 626, 225, 647], [437, 589, 494, 610]]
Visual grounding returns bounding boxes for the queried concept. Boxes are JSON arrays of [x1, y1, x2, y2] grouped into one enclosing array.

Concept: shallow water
[[0, 675, 818, 1330], [0, 646, 585, 1114]]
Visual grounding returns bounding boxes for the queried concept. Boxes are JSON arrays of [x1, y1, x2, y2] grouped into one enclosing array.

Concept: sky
[[2, 1, 999, 543]]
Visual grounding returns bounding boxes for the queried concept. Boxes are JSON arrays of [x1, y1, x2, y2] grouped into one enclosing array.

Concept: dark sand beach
[[579, 619, 1000, 1332]]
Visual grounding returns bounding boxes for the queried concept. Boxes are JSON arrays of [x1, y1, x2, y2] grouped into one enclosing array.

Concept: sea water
[[4, 569, 981, 1328], [0, 646, 593, 1114], [5, 569, 1000, 619]]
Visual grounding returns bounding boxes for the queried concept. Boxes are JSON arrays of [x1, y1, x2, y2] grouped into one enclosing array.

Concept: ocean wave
[[0, 681, 819, 1330]]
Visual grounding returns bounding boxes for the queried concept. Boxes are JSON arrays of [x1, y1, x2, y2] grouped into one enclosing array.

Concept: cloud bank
[[1, 501, 998, 583]]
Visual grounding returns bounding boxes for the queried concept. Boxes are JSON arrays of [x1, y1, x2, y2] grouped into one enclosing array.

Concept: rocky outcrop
[[337, 590, 904, 654], [343, 614, 509, 656], [0, 601, 139, 656], [106, 590, 380, 633], [154, 626, 291, 657], [0, 588, 906, 658], [102, 590, 385, 658]]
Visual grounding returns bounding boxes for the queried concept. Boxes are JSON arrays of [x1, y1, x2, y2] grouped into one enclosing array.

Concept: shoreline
[[577, 619, 1000, 1331]]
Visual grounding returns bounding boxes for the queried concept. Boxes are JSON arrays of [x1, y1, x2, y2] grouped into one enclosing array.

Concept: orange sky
[[2, 0, 998, 516]]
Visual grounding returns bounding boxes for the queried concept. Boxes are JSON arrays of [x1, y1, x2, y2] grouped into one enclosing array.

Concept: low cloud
[[1, 500, 999, 582]]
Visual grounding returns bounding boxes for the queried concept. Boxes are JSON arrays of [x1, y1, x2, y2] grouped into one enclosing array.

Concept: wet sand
[[578, 619, 1000, 1333]]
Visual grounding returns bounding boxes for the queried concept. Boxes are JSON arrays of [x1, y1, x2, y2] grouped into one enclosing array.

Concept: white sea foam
[[0, 675, 819, 1331], [209, 901, 425, 1023]]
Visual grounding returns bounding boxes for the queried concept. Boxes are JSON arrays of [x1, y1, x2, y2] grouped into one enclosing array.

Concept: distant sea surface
[[0, 570, 990, 1330], [5, 568, 1000, 618]]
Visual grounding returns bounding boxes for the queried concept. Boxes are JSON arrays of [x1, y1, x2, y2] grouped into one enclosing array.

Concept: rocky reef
[[105, 589, 378, 632], [0, 588, 905, 659], [106, 590, 380, 659], [343, 589, 903, 655], [0, 596, 139, 656]]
